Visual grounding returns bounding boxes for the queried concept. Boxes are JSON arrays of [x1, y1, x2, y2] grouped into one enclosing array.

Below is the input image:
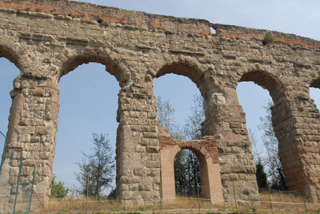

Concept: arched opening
[[155, 62, 223, 204], [0, 57, 20, 135], [60, 56, 125, 86], [309, 79, 320, 109], [174, 149, 201, 197], [239, 71, 283, 104], [155, 62, 204, 88], [154, 62, 206, 140], [154, 63, 204, 194], [159, 126, 223, 204], [0, 46, 21, 137], [0, 50, 26, 212], [0, 46, 21, 71], [54, 61, 120, 197], [237, 70, 287, 191]]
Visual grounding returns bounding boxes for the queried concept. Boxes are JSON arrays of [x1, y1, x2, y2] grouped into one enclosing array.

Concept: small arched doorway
[[159, 126, 224, 204], [174, 148, 201, 197]]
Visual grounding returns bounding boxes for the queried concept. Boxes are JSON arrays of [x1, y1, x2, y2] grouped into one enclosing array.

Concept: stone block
[[146, 161, 160, 168], [146, 146, 160, 153], [134, 146, 146, 153], [30, 136, 40, 143], [143, 132, 158, 139], [133, 168, 146, 177]]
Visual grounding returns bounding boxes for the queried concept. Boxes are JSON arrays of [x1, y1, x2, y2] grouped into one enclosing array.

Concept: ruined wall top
[[0, 0, 211, 34], [1, 0, 320, 48]]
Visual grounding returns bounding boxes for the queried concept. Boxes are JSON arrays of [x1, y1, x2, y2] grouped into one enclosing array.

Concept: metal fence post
[[159, 158, 162, 213], [299, 178, 307, 213], [26, 166, 36, 213], [13, 154, 23, 214], [124, 178, 126, 212], [0, 131, 8, 176], [232, 180, 238, 212], [196, 178, 200, 214], [86, 172, 89, 214], [267, 187, 273, 213]]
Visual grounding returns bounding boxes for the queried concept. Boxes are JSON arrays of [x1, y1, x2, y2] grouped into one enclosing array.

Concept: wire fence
[[45, 187, 320, 214], [0, 131, 37, 214], [1, 129, 319, 213]]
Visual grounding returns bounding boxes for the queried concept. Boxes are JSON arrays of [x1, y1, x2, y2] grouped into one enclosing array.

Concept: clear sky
[[0, 0, 320, 192]]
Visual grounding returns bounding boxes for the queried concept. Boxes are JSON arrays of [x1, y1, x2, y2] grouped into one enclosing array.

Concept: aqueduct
[[0, 0, 320, 209]]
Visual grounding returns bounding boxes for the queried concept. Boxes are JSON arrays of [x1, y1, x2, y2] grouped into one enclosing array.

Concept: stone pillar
[[274, 92, 320, 202], [115, 82, 160, 204], [202, 87, 259, 203], [159, 143, 180, 204], [1, 73, 59, 210], [0, 82, 25, 212]]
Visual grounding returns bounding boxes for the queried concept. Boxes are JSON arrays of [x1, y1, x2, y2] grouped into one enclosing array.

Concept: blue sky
[[1, 0, 320, 191]]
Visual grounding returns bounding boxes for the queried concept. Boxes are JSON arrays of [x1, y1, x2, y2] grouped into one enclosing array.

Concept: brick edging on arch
[[159, 126, 224, 204]]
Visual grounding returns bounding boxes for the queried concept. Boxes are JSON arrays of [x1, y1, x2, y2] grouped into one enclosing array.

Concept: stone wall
[[0, 0, 319, 209]]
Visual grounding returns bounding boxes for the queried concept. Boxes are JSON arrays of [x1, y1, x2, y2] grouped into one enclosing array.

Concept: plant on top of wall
[[263, 34, 274, 45]]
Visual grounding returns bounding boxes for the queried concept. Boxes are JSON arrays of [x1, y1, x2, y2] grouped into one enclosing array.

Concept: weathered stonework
[[0, 0, 319, 209]]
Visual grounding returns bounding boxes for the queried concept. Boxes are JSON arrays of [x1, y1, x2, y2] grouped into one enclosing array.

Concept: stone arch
[[0, 40, 23, 72], [0, 45, 29, 211], [154, 60, 209, 132], [239, 70, 286, 104], [308, 78, 320, 112], [0, 44, 23, 142], [310, 77, 320, 89], [238, 69, 301, 195], [159, 126, 224, 204], [60, 54, 128, 87], [155, 62, 205, 91], [200, 68, 288, 203], [44, 54, 126, 201]]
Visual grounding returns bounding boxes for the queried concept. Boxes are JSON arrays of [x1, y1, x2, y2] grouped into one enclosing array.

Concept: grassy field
[[40, 192, 320, 214]]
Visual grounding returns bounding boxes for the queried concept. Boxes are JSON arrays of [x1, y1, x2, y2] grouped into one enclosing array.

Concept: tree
[[255, 161, 268, 189], [50, 175, 69, 200], [258, 101, 287, 190], [174, 150, 187, 195], [156, 96, 185, 139], [184, 94, 205, 140], [157, 96, 177, 135], [74, 133, 115, 200], [249, 128, 263, 165], [180, 94, 204, 196], [249, 128, 268, 189], [107, 187, 117, 200], [174, 149, 202, 196]]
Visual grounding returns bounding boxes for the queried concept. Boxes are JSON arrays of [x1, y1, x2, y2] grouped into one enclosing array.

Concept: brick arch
[[159, 126, 224, 204], [177, 140, 215, 164]]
